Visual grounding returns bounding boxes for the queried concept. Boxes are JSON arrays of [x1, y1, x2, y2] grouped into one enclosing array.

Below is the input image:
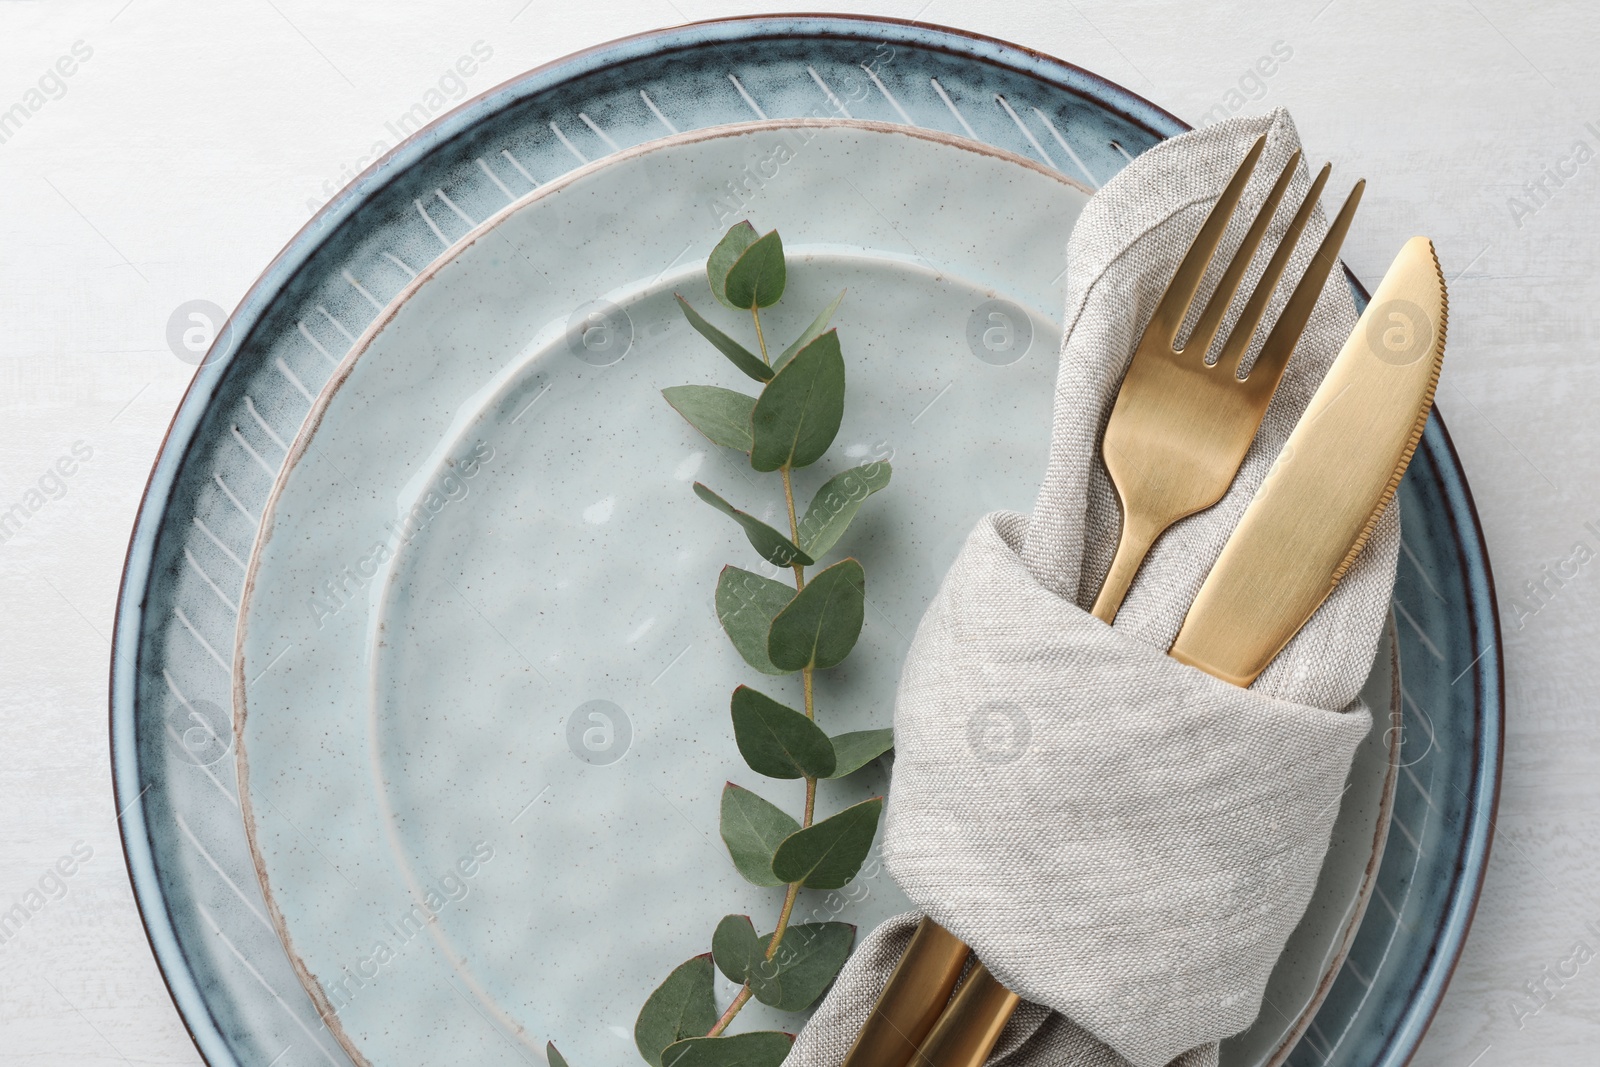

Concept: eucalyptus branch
[[631, 223, 896, 1067], [711, 302, 812, 1022]]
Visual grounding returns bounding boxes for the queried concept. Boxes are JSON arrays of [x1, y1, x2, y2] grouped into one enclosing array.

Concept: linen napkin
[[785, 107, 1401, 1067]]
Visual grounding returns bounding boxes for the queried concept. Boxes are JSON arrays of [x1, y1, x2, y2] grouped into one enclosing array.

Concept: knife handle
[[839, 916, 970, 1067], [911, 961, 1020, 1066]]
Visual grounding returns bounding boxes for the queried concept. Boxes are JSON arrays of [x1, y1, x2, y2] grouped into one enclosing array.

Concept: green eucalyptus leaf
[[746, 922, 856, 1011], [730, 686, 835, 780], [767, 559, 865, 672], [750, 331, 846, 473], [714, 567, 798, 676], [770, 797, 883, 890], [694, 484, 814, 569], [723, 230, 786, 310], [711, 913, 761, 984], [675, 295, 773, 383], [661, 1032, 793, 1067], [547, 1043, 571, 1067], [635, 955, 718, 1067], [661, 385, 755, 452], [796, 462, 892, 558], [719, 783, 800, 887], [825, 729, 895, 779], [774, 289, 846, 372], [708, 221, 759, 309]]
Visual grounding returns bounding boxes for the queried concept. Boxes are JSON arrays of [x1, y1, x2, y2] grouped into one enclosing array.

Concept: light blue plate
[[110, 15, 1501, 1067]]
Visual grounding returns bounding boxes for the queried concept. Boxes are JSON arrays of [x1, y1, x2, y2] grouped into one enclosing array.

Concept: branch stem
[[783, 471, 804, 591], [751, 306, 770, 365], [707, 985, 753, 1036], [766, 880, 801, 961]]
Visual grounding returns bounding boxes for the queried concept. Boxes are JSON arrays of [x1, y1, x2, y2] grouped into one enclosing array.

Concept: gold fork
[[840, 133, 1364, 1067]]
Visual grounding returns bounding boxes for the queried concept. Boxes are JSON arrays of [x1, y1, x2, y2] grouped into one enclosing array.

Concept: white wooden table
[[0, 1, 1589, 1063]]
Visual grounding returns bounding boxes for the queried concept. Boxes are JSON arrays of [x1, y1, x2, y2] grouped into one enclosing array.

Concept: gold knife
[[900, 235, 1448, 1067], [1169, 234, 1447, 683]]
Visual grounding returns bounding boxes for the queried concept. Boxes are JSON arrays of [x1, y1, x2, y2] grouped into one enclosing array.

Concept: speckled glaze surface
[[110, 16, 1501, 1067], [232, 119, 1398, 1067]]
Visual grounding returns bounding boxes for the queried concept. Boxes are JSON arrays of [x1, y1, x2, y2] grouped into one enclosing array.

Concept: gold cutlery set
[[842, 134, 1449, 1067]]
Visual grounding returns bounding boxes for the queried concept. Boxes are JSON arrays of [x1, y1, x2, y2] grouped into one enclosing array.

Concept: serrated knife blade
[[1169, 235, 1448, 687]]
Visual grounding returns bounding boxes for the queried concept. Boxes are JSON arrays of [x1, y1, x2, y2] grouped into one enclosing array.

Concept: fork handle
[[1090, 513, 1162, 622]]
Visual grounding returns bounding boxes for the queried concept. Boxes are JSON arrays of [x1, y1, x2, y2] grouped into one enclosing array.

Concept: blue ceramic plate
[[110, 15, 1501, 1067], [227, 117, 1400, 1066]]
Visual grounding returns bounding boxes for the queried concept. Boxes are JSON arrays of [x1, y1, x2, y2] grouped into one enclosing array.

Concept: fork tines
[[1158, 133, 1364, 390]]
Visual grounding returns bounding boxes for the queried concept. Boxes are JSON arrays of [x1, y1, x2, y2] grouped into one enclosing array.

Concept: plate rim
[[108, 15, 1504, 1067], [1333, 277, 1506, 1067]]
